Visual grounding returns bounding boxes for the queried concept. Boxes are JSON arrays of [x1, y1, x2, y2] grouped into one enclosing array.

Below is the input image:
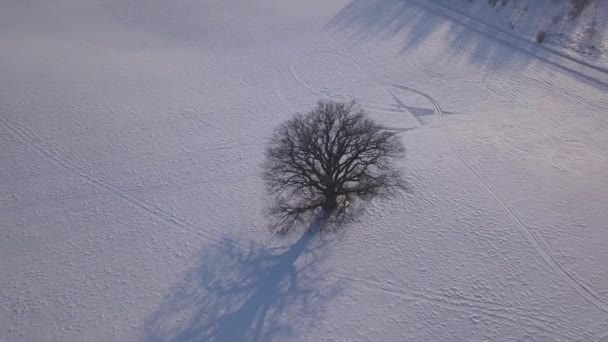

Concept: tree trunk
[[322, 196, 338, 214]]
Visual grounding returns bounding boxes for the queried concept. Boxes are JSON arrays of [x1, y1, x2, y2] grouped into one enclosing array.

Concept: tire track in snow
[[390, 92, 425, 126], [389, 83, 444, 126], [451, 150, 608, 314]]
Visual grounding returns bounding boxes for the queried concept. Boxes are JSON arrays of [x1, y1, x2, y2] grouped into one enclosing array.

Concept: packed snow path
[[1, 0, 607, 341]]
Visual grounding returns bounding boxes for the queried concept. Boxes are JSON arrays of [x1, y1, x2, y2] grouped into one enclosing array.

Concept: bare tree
[[263, 100, 405, 232]]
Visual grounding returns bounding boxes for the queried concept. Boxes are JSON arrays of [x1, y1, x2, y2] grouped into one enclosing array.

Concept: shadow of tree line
[[145, 219, 343, 342], [325, 0, 608, 89]]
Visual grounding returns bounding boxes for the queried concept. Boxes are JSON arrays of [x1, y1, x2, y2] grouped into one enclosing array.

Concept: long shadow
[[325, 0, 608, 89], [145, 219, 342, 342]]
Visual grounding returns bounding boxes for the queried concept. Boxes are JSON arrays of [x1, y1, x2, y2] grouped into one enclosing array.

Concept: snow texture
[[1, 0, 607, 341]]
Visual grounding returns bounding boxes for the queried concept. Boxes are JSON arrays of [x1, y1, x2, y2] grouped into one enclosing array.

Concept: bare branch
[[263, 100, 405, 233]]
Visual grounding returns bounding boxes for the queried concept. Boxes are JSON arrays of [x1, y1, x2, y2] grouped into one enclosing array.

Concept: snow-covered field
[[2, 0, 608, 340]]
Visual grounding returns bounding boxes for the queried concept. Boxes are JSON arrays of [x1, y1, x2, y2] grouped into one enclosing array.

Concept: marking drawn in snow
[[289, 50, 445, 132], [390, 92, 425, 126], [389, 83, 444, 125]]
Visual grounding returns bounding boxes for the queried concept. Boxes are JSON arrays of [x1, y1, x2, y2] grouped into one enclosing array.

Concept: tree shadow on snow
[[325, 0, 608, 89], [144, 219, 342, 342]]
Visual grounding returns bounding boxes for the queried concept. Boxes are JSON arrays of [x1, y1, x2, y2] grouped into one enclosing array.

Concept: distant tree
[[263, 100, 405, 232], [536, 31, 547, 43]]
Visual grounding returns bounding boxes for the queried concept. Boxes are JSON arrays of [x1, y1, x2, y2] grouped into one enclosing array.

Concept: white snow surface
[[1, 0, 608, 341]]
